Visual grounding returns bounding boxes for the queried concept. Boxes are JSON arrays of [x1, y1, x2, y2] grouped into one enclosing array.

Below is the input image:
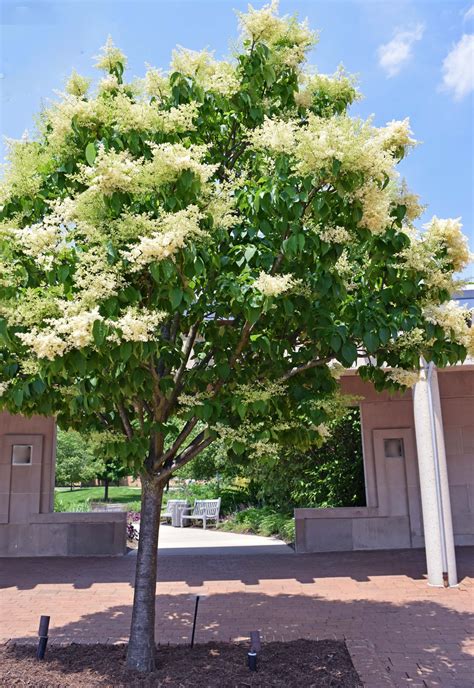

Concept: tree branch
[[280, 357, 329, 381], [159, 432, 214, 482], [157, 417, 199, 468], [164, 322, 200, 417], [117, 403, 133, 440]]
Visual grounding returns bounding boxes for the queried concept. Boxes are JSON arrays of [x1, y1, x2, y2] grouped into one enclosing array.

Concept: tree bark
[[126, 475, 163, 672], [104, 477, 109, 502]]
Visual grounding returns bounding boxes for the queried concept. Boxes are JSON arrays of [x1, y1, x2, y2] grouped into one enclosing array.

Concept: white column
[[413, 363, 457, 586]]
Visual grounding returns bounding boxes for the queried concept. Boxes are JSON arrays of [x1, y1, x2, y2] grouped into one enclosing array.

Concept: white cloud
[[464, 5, 474, 22], [441, 34, 474, 100], [378, 24, 425, 77]]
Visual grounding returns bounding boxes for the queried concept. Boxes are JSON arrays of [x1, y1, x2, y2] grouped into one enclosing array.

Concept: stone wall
[[295, 366, 474, 553], [0, 412, 127, 557]]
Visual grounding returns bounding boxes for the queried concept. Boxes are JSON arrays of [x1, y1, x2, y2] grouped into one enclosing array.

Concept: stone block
[[352, 516, 411, 549], [8, 492, 40, 523], [302, 518, 354, 552]]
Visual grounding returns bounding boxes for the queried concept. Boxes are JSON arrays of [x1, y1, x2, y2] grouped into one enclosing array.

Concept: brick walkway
[[1, 546, 473, 688]]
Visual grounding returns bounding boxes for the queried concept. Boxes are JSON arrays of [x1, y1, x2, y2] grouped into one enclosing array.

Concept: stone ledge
[[30, 511, 126, 524]]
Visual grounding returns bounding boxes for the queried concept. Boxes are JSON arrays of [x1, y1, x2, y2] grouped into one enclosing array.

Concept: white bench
[[180, 499, 221, 529], [161, 500, 189, 526]]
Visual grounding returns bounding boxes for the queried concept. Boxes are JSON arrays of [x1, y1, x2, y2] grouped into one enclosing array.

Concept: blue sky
[[1, 0, 473, 276]]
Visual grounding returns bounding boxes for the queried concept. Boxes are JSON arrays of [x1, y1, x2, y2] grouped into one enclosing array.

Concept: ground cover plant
[[0, 0, 472, 673]]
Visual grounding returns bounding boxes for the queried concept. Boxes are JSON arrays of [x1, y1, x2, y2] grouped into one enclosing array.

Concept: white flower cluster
[[376, 118, 418, 154], [141, 143, 217, 189], [121, 205, 204, 269], [160, 103, 199, 133], [13, 197, 75, 269], [42, 94, 98, 154], [318, 225, 351, 244], [0, 139, 51, 204], [16, 306, 103, 360], [316, 423, 331, 440], [295, 67, 360, 110], [399, 216, 471, 295], [105, 92, 162, 132], [98, 74, 121, 93], [171, 48, 240, 96], [250, 117, 297, 154], [424, 217, 472, 273], [238, 1, 317, 67], [0, 381, 11, 397], [80, 145, 141, 196], [397, 182, 424, 223], [111, 307, 166, 342], [354, 184, 393, 235], [106, 93, 197, 134], [73, 248, 123, 306], [207, 191, 238, 230], [65, 70, 91, 97], [235, 380, 286, 403], [424, 301, 473, 354], [387, 368, 420, 388], [390, 328, 426, 352], [144, 66, 171, 100], [94, 36, 127, 73], [253, 271, 299, 296], [14, 222, 62, 267], [296, 115, 393, 182]]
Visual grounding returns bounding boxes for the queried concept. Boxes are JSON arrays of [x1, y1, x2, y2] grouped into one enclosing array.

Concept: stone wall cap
[[294, 506, 380, 519], [30, 511, 127, 524]]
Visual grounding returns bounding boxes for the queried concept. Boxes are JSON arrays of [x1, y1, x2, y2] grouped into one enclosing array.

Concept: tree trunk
[[126, 475, 163, 672], [104, 477, 109, 502]]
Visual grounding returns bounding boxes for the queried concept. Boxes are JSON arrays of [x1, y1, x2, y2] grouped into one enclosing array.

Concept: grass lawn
[[55, 486, 142, 512]]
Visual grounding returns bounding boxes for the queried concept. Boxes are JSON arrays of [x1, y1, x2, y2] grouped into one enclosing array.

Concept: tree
[[55, 428, 96, 489], [0, 1, 472, 672], [87, 432, 130, 500]]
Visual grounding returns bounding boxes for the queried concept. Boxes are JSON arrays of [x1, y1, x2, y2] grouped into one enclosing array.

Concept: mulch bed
[[0, 639, 362, 687]]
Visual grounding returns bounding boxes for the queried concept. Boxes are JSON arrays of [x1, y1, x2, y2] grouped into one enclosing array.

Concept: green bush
[[220, 507, 294, 543]]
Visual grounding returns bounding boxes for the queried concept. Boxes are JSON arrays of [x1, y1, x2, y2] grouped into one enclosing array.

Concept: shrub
[[220, 506, 294, 543]]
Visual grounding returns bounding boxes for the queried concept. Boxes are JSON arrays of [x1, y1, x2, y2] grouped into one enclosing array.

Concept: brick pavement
[[1, 547, 473, 688]]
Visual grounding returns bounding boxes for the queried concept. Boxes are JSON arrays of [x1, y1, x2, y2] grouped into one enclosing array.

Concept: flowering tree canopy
[[0, 0, 472, 672]]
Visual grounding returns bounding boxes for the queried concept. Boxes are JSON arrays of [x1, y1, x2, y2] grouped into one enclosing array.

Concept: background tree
[[0, 1, 472, 672], [88, 433, 130, 500], [55, 428, 96, 490]]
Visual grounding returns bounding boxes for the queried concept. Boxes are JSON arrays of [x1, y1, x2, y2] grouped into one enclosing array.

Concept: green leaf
[[363, 332, 378, 354], [244, 246, 257, 263], [12, 388, 24, 407], [85, 142, 96, 166], [120, 341, 133, 362], [341, 342, 357, 366], [379, 327, 390, 345], [332, 158, 342, 176], [330, 333, 342, 352], [169, 287, 183, 310], [92, 320, 107, 346]]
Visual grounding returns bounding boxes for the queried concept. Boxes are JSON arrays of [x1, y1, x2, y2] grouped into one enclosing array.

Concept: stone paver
[[0, 539, 472, 688]]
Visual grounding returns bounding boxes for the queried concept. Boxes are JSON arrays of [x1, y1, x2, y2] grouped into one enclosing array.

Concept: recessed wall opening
[[384, 438, 405, 459], [12, 444, 32, 465]]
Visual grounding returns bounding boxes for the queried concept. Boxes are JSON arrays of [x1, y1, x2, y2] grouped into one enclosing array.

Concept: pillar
[[413, 363, 457, 586]]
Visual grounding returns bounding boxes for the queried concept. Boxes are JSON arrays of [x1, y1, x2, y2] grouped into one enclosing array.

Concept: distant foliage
[[55, 428, 97, 488]]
